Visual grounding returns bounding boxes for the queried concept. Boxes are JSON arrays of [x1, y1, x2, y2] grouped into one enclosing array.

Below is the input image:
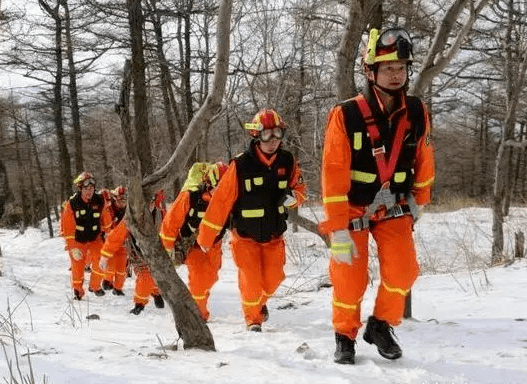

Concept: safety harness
[[348, 95, 419, 231]]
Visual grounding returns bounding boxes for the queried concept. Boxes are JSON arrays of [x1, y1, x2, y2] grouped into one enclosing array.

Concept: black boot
[[261, 305, 269, 322], [152, 294, 164, 308], [247, 324, 262, 332], [334, 333, 355, 364], [130, 303, 145, 315], [112, 288, 125, 296], [89, 288, 105, 297], [73, 289, 83, 300], [363, 316, 402, 360], [102, 280, 113, 290]]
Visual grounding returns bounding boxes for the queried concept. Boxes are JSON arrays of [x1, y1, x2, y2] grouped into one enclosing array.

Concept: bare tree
[[119, 0, 233, 351], [410, 0, 493, 98], [38, 0, 72, 201], [62, 0, 83, 175], [335, 0, 382, 101], [491, 0, 527, 264]]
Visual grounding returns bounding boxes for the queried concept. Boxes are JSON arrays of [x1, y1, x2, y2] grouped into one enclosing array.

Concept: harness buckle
[[372, 145, 385, 156], [390, 204, 404, 218], [350, 217, 369, 231]]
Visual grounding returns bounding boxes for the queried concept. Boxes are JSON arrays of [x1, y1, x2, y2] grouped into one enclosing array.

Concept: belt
[[348, 204, 411, 232], [386, 204, 412, 218]]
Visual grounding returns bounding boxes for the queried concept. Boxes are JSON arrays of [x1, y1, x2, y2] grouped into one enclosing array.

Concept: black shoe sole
[[89, 289, 106, 297], [130, 305, 144, 315], [334, 356, 355, 364], [153, 296, 164, 308], [102, 281, 113, 290], [363, 332, 402, 360]]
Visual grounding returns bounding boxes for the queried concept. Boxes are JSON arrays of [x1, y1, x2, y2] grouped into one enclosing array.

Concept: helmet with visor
[[364, 27, 413, 66], [74, 172, 95, 189], [244, 109, 286, 142]]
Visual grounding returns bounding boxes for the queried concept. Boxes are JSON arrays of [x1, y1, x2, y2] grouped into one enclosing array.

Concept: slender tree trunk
[[0, 160, 8, 219], [183, 0, 193, 125], [491, 1, 527, 264], [23, 120, 54, 237], [13, 121, 28, 232], [39, 0, 72, 201], [62, 0, 83, 175], [147, 0, 180, 150], [98, 121, 113, 189]]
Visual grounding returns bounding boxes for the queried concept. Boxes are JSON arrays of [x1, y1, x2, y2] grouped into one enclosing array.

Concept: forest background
[[0, 0, 526, 264]]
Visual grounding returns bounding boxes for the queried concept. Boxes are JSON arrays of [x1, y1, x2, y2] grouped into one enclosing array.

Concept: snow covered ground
[[1, 207, 527, 383]]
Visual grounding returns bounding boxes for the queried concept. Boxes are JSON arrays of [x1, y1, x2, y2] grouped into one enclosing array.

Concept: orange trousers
[[103, 247, 128, 290], [68, 238, 105, 296], [330, 215, 419, 340], [230, 233, 286, 326], [133, 266, 160, 306], [185, 242, 222, 321]]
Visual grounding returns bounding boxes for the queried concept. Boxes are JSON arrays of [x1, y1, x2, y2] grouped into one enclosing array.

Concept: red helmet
[[111, 186, 127, 200], [73, 172, 95, 188], [206, 161, 229, 187], [245, 109, 286, 140]]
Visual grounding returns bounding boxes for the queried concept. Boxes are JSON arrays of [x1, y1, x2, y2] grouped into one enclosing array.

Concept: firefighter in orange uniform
[[159, 162, 228, 321], [60, 172, 112, 300], [197, 109, 307, 332], [99, 190, 166, 314], [320, 27, 435, 364], [100, 186, 128, 295]]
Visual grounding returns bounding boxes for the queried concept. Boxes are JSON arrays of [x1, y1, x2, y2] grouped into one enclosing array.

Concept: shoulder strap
[[355, 95, 408, 185], [406, 96, 425, 139]]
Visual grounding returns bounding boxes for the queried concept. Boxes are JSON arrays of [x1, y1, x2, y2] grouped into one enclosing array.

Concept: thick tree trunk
[[128, 0, 153, 177], [335, 0, 381, 101], [126, 181, 215, 350]]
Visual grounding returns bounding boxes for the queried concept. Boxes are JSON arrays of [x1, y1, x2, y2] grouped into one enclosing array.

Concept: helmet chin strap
[[371, 65, 410, 96]]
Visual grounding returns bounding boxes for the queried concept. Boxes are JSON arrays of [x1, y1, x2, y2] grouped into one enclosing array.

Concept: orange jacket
[[320, 91, 435, 234], [159, 190, 192, 252], [197, 146, 307, 249], [100, 219, 128, 259], [61, 195, 112, 249]]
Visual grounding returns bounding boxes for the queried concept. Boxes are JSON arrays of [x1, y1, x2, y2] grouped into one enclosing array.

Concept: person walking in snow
[[100, 186, 129, 296], [197, 109, 307, 332], [319, 27, 435, 364], [159, 161, 228, 321], [60, 172, 112, 300], [99, 190, 166, 315]]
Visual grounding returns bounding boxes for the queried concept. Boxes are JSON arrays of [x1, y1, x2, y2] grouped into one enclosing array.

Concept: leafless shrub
[[1, 301, 50, 384]]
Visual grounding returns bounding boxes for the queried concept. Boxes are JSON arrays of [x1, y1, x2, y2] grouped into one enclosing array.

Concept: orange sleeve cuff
[[197, 222, 220, 249], [159, 191, 191, 250]]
